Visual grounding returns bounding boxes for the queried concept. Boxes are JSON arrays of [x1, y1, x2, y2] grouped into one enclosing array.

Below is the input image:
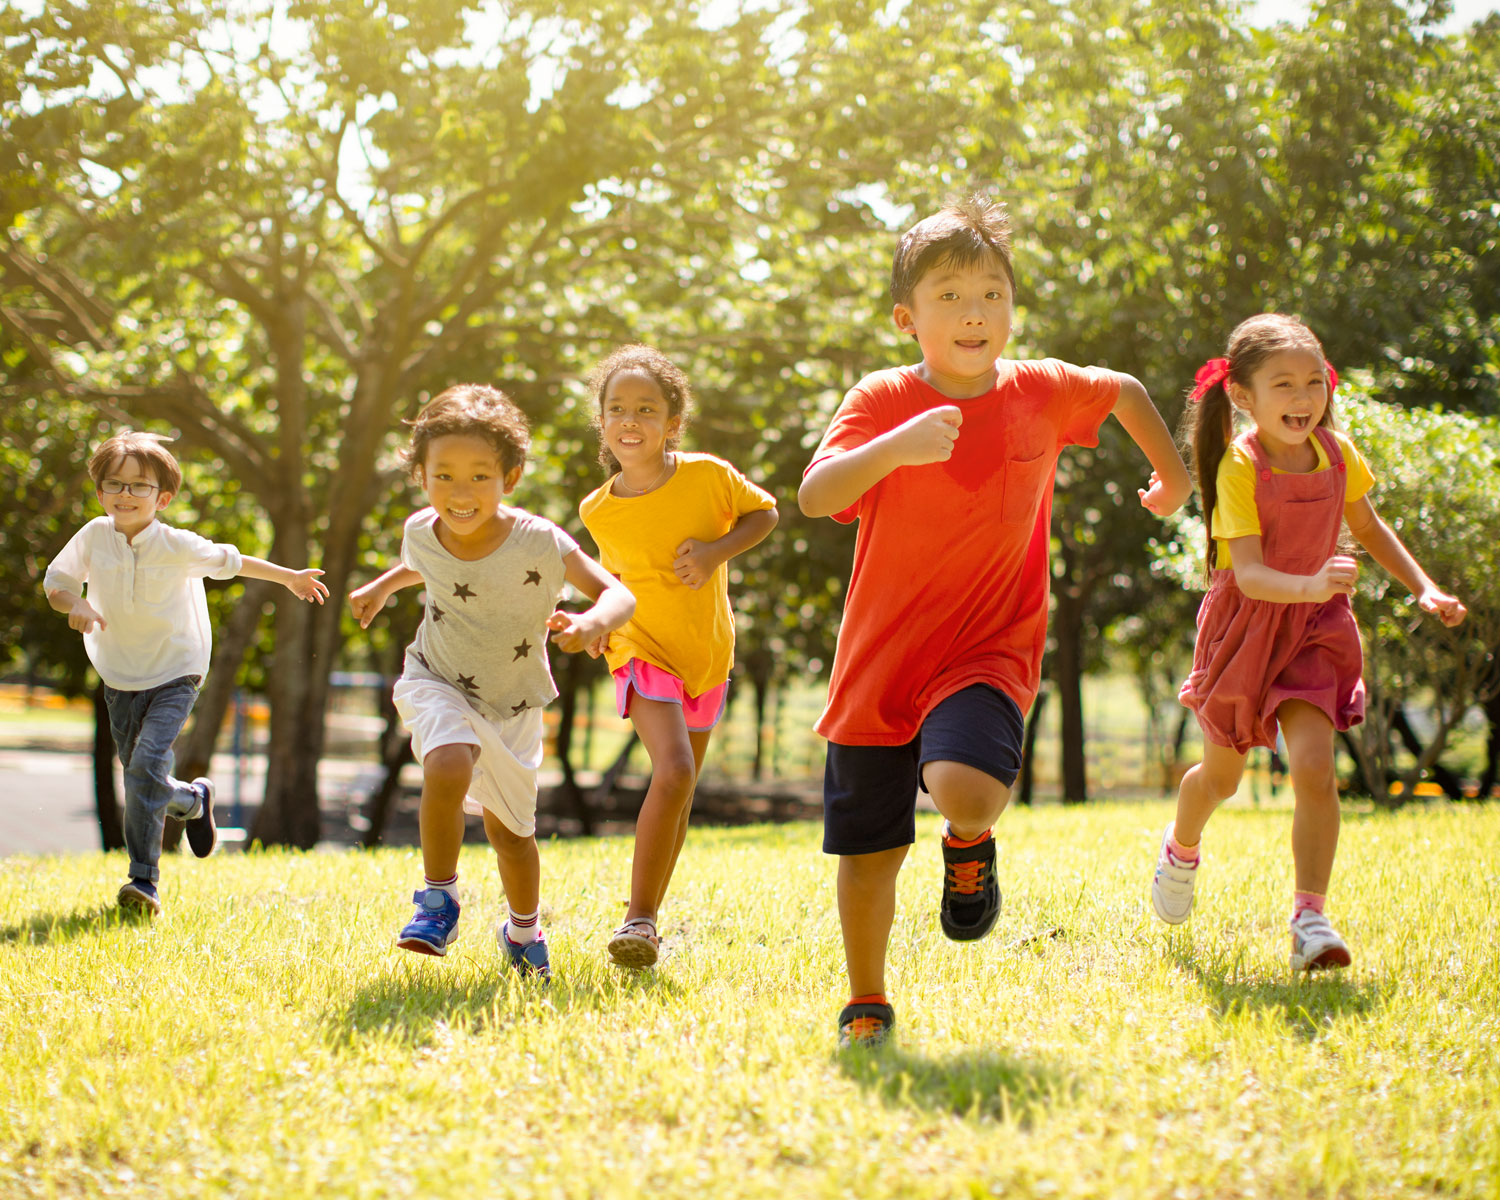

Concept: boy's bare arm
[[239, 555, 329, 603], [673, 506, 779, 590], [45, 586, 106, 633], [348, 565, 422, 629], [798, 406, 962, 518], [549, 550, 636, 655], [1110, 376, 1193, 516]]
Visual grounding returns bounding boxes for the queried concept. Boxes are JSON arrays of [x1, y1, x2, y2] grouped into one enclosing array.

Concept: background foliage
[[3, 0, 1497, 840]]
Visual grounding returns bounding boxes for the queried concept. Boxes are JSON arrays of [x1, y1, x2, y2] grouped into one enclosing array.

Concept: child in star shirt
[[349, 384, 634, 977]]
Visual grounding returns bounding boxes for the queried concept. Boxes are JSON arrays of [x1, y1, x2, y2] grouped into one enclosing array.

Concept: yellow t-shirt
[[578, 452, 777, 696], [1210, 429, 1375, 569]]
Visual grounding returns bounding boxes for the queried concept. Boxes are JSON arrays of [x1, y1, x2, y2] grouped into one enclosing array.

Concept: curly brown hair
[[87, 430, 182, 495], [586, 344, 693, 473], [402, 384, 530, 479]]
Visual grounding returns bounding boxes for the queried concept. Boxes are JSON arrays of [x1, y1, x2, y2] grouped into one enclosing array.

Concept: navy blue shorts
[[822, 684, 1025, 856]]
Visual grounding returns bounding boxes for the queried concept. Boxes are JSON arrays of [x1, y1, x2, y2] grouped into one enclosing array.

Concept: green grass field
[[2, 799, 1497, 1199]]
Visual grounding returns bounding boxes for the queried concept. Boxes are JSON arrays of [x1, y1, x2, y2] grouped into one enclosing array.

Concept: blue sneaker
[[500, 923, 551, 980], [118, 878, 161, 916], [396, 888, 460, 956]]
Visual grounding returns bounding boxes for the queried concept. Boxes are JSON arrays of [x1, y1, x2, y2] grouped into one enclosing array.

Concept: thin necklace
[[615, 453, 674, 497]]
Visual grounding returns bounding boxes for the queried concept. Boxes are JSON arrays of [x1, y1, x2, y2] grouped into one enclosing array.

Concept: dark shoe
[[118, 878, 162, 916], [837, 1000, 895, 1049], [185, 777, 217, 858], [939, 827, 1001, 941]]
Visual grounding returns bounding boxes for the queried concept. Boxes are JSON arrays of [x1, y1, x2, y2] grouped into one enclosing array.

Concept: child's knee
[[422, 743, 477, 794], [650, 751, 697, 802], [924, 760, 1011, 825]]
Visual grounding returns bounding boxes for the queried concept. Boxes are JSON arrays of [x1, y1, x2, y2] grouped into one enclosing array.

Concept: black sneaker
[[837, 1000, 895, 1049], [185, 777, 217, 858], [939, 829, 1000, 941], [118, 878, 162, 916]]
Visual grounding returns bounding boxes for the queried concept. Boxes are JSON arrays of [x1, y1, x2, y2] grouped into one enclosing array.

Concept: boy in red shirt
[[799, 196, 1191, 1048]]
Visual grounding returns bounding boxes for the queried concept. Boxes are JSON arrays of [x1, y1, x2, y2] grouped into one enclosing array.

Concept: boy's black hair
[[891, 194, 1016, 308], [403, 384, 530, 478]]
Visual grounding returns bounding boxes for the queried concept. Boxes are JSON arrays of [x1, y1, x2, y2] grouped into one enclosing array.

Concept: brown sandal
[[608, 917, 659, 968]]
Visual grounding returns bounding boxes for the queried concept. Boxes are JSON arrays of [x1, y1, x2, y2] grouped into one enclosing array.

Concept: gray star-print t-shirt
[[398, 507, 579, 723]]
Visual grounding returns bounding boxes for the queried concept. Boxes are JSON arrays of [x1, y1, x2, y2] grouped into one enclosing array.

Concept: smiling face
[[599, 369, 681, 473], [1230, 348, 1331, 463], [893, 259, 1014, 398], [419, 433, 521, 550], [95, 453, 171, 541]]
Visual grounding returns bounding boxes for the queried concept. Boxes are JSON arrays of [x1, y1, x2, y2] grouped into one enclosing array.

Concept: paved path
[[0, 747, 376, 856]]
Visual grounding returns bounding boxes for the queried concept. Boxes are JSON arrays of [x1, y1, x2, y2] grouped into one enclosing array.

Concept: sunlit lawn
[[2, 799, 1497, 1198]]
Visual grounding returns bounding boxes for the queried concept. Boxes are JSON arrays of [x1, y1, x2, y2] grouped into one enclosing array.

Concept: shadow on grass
[[0, 902, 150, 945], [327, 955, 686, 1047], [838, 1045, 1071, 1126], [1170, 942, 1395, 1039]]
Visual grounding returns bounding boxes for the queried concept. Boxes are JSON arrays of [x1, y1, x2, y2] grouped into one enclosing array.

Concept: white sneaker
[[1289, 908, 1352, 971], [1150, 824, 1199, 924]]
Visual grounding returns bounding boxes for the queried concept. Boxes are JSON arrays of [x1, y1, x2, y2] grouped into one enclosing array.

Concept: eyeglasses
[[100, 479, 162, 498]]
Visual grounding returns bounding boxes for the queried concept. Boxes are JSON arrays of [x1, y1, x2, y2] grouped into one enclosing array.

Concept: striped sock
[[1293, 891, 1325, 918], [507, 907, 539, 945], [425, 874, 459, 903]]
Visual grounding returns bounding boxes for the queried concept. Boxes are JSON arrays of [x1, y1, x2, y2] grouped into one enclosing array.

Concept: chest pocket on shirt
[[1001, 452, 1051, 525], [135, 565, 180, 607]]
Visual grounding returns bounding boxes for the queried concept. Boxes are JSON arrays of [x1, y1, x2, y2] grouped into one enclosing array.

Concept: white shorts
[[392, 677, 544, 837]]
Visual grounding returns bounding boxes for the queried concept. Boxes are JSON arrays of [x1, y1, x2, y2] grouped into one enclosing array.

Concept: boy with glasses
[[43, 430, 328, 915]]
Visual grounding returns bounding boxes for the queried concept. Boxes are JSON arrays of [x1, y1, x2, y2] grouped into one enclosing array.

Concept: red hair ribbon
[[1189, 357, 1230, 402], [1325, 361, 1339, 395]]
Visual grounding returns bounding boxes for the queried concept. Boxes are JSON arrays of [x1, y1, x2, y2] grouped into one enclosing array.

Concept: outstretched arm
[[1110, 376, 1192, 517], [673, 506, 779, 590], [1345, 496, 1466, 626], [348, 565, 423, 629], [239, 556, 329, 603], [547, 550, 636, 655], [798, 406, 962, 518]]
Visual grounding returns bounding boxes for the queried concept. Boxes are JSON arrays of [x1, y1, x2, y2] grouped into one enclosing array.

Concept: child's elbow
[[796, 482, 828, 519]]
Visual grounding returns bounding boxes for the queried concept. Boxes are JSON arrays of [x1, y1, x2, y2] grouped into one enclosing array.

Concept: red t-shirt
[[808, 360, 1121, 744]]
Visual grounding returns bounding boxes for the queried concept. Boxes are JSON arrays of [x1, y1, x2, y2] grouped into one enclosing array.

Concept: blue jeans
[[103, 676, 204, 882]]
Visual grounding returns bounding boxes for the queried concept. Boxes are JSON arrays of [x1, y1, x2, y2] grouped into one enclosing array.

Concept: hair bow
[[1325, 361, 1339, 395], [1189, 357, 1230, 402]]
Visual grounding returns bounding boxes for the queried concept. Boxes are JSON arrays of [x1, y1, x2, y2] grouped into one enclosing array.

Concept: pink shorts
[[613, 659, 728, 732]]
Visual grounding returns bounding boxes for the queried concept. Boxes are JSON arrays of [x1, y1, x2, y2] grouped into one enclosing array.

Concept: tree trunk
[[174, 581, 273, 781], [91, 684, 124, 852], [1478, 671, 1500, 799], [549, 649, 597, 837], [1390, 707, 1465, 799], [1053, 589, 1088, 804], [1016, 688, 1048, 807]]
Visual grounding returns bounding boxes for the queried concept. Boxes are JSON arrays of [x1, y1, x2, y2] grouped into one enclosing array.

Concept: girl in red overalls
[[1150, 314, 1467, 970]]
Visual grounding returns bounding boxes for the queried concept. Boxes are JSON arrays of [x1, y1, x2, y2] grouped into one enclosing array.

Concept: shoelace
[[843, 1016, 888, 1042], [946, 859, 987, 896]]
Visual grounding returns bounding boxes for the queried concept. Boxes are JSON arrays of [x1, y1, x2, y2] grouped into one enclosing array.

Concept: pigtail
[[1180, 380, 1235, 584]]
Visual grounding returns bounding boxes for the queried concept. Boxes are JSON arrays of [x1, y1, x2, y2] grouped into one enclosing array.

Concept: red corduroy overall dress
[[1179, 426, 1366, 753]]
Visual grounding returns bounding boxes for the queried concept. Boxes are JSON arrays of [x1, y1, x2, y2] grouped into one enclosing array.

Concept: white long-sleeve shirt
[[43, 516, 243, 691]]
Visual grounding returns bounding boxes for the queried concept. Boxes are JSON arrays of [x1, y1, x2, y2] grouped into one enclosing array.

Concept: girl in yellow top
[[579, 345, 778, 967]]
